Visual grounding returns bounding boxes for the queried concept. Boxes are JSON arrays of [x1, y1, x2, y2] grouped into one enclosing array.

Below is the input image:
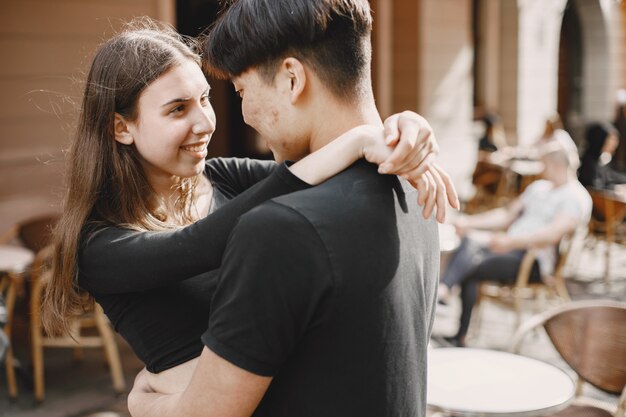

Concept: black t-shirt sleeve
[[78, 163, 310, 295], [206, 158, 277, 198], [202, 201, 334, 377]]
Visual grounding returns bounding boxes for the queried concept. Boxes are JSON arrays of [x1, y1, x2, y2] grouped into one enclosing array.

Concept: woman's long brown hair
[[42, 18, 203, 336]]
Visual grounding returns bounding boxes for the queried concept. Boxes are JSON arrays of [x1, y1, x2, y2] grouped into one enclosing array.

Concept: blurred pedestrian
[[578, 122, 626, 190]]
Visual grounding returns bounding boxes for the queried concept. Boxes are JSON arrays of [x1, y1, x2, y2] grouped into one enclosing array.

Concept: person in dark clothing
[[43, 19, 457, 396], [478, 113, 507, 155], [578, 122, 626, 190], [128, 1, 440, 417]]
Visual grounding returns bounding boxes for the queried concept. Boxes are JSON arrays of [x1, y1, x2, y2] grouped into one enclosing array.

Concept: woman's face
[[124, 59, 216, 190]]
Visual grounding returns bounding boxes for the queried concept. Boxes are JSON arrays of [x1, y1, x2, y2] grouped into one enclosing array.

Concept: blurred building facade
[[1, 0, 625, 228]]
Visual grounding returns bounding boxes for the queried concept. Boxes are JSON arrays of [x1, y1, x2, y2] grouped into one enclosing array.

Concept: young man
[[129, 1, 440, 416]]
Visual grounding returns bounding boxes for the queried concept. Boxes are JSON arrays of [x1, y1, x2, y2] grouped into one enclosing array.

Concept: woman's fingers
[[433, 163, 460, 210], [428, 167, 448, 223], [381, 112, 438, 173], [398, 151, 436, 181], [421, 171, 437, 219], [382, 113, 401, 146]]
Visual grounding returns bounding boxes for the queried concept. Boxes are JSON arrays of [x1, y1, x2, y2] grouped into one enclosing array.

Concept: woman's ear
[[282, 57, 307, 105], [114, 113, 134, 145]]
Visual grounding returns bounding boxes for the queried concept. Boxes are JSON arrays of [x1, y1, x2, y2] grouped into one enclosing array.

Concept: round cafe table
[[439, 223, 461, 253], [0, 244, 35, 274], [427, 348, 575, 417]]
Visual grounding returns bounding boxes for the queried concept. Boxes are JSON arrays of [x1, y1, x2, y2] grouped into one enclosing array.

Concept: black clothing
[[478, 136, 498, 153], [441, 237, 541, 338], [203, 161, 439, 417], [578, 158, 626, 190], [78, 158, 311, 373]]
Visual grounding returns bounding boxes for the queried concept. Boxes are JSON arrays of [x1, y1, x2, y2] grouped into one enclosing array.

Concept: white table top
[[427, 348, 575, 417], [0, 245, 35, 274], [439, 224, 461, 253]]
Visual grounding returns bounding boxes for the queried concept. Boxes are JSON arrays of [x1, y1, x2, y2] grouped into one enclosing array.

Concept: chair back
[[589, 189, 626, 225], [542, 301, 626, 395], [17, 215, 59, 253]]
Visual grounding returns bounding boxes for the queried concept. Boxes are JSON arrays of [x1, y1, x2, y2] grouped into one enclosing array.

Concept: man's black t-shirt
[[203, 161, 439, 417]]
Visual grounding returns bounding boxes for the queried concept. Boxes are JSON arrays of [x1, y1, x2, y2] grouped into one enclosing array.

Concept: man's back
[[203, 161, 439, 416]]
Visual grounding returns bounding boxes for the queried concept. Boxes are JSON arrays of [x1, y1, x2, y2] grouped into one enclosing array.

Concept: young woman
[[42, 19, 457, 394]]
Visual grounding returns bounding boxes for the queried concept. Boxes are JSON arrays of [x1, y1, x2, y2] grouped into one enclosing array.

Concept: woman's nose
[[193, 106, 216, 136]]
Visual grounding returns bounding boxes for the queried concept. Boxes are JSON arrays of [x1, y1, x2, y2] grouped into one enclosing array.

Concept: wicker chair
[[30, 245, 125, 402], [509, 300, 626, 417], [584, 190, 626, 287], [0, 214, 59, 400], [472, 234, 573, 335], [0, 215, 125, 402]]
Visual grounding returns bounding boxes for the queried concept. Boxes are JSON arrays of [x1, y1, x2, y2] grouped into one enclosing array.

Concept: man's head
[[203, 0, 374, 161], [540, 140, 573, 182]]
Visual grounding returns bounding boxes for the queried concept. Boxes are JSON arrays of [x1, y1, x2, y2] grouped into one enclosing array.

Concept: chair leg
[[4, 274, 18, 400], [513, 295, 522, 331], [604, 239, 612, 290], [31, 337, 44, 402], [93, 306, 125, 393], [5, 346, 18, 400], [30, 280, 45, 403], [468, 292, 485, 341], [73, 347, 84, 362]]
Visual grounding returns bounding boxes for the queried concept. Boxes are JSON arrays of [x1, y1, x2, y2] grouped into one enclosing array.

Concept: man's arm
[[490, 215, 579, 253], [455, 197, 524, 235], [128, 347, 271, 417]]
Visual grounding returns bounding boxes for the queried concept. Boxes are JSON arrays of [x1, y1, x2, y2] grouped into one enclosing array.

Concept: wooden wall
[[0, 0, 174, 232]]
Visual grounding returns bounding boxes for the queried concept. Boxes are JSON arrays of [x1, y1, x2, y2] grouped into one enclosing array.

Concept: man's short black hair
[[203, 0, 373, 100]]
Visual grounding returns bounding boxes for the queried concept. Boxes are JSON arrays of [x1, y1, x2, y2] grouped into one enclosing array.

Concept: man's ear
[[282, 57, 307, 105], [114, 113, 134, 145]]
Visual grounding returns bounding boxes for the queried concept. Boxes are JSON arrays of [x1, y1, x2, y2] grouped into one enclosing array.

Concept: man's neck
[[308, 95, 382, 153], [551, 170, 571, 187]]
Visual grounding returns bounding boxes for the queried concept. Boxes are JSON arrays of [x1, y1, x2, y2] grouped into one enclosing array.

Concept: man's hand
[[375, 111, 460, 222], [127, 348, 271, 417], [452, 215, 470, 238], [489, 233, 515, 254]]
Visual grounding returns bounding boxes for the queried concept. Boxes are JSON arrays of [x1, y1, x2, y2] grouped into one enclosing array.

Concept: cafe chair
[[509, 300, 626, 417], [472, 234, 573, 335], [0, 214, 59, 251], [582, 189, 626, 288], [0, 273, 20, 400], [466, 161, 514, 214], [0, 214, 57, 400], [29, 245, 126, 403]]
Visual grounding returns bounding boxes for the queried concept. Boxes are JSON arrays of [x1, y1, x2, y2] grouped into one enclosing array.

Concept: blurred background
[[1, 0, 625, 230], [1, 1, 625, 416]]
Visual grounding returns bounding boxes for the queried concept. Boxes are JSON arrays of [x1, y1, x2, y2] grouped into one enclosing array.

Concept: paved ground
[[1, 239, 624, 416]]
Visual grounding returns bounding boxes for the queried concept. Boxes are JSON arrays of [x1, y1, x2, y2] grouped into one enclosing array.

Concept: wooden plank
[[0, 37, 103, 78], [0, 0, 157, 37], [0, 77, 80, 121], [0, 160, 65, 199]]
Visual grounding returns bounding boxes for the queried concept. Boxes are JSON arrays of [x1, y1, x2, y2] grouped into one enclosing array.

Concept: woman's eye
[[170, 105, 185, 114], [200, 94, 210, 106]]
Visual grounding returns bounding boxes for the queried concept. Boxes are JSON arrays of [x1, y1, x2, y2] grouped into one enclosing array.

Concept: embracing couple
[[44, 1, 457, 416]]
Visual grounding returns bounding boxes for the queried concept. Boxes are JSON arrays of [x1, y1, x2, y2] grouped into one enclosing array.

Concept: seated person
[[439, 141, 592, 347], [477, 113, 508, 163], [578, 122, 626, 191]]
